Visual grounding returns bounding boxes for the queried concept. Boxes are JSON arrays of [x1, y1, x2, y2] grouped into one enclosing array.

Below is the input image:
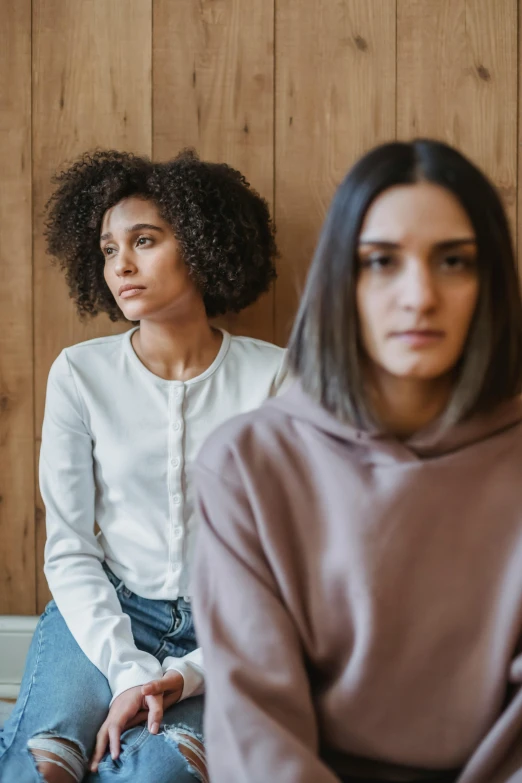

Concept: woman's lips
[[390, 330, 445, 348], [118, 285, 146, 299]]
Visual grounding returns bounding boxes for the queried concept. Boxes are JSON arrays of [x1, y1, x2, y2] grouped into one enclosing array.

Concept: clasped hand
[[90, 669, 184, 772]]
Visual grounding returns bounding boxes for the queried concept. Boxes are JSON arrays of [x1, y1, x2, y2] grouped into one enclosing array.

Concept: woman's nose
[[114, 248, 137, 276], [400, 261, 438, 312]]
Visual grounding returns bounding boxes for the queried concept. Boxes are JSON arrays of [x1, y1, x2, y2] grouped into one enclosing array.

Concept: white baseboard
[[0, 616, 38, 699]]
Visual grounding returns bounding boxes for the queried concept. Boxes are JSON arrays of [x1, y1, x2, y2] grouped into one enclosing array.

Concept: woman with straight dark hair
[[191, 139, 522, 783]]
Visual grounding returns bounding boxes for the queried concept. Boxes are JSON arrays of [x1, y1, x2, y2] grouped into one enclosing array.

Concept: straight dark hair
[[287, 139, 522, 428]]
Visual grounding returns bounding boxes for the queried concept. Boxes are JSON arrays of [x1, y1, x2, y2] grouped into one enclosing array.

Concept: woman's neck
[[368, 368, 453, 439], [131, 311, 223, 382]]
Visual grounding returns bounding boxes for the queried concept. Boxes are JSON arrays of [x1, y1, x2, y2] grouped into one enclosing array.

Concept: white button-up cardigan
[[40, 327, 286, 701]]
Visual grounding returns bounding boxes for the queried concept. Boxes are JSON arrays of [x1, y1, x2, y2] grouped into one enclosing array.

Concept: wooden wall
[[0, 0, 519, 615]]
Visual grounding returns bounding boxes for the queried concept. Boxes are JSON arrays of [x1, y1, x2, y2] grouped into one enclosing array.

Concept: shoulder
[[61, 330, 130, 367], [224, 334, 288, 393], [227, 334, 285, 367], [196, 389, 295, 478], [50, 330, 131, 379], [47, 330, 131, 391]]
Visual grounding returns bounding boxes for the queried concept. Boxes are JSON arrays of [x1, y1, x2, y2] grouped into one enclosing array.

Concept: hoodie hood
[[268, 381, 522, 465]]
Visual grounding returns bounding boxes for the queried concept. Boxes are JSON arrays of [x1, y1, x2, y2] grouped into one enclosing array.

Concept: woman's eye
[[136, 236, 151, 247], [103, 247, 115, 257], [441, 254, 475, 271], [444, 255, 462, 266], [360, 254, 395, 271]]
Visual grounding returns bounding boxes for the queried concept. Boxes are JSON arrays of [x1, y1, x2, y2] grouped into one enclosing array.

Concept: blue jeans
[[0, 566, 204, 782]]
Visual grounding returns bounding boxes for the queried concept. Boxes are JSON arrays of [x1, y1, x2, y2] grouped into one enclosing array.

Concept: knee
[[31, 758, 75, 783], [28, 734, 86, 783], [164, 726, 208, 783]]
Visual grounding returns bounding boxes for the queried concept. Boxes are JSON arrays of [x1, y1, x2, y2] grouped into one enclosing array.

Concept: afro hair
[[44, 149, 277, 320]]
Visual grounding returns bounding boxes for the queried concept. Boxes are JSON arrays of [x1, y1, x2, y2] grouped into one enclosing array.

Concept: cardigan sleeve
[[40, 351, 163, 700]]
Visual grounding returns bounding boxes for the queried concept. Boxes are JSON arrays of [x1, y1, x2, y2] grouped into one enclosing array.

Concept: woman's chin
[[382, 359, 455, 382], [118, 303, 150, 321]]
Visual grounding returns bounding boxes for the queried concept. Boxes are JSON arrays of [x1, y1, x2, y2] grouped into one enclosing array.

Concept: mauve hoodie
[[192, 382, 522, 783]]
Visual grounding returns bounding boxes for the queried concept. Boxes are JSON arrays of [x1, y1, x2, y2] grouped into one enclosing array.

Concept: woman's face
[[356, 182, 479, 384], [101, 196, 202, 322]]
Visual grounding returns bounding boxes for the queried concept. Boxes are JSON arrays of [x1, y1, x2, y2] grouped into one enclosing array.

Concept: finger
[[108, 723, 123, 760], [163, 687, 183, 711], [162, 670, 184, 690], [142, 670, 184, 696], [145, 693, 164, 734], [141, 679, 165, 697], [90, 724, 109, 772]]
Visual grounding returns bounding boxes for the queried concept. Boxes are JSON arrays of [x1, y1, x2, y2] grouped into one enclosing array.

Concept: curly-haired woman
[[0, 150, 286, 783]]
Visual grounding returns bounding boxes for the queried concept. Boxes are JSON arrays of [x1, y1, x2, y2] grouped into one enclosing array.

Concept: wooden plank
[[153, 0, 275, 341], [397, 0, 518, 239], [0, 0, 34, 614], [275, 0, 397, 345], [33, 0, 152, 612]]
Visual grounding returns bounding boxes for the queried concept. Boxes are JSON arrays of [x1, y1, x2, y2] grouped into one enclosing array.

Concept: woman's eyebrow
[[100, 224, 164, 242], [358, 240, 399, 248], [358, 238, 477, 249], [435, 239, 477, 250], [126, 223, 164, 234]]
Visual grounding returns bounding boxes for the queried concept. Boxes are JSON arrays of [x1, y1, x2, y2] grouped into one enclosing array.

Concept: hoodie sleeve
[[40, 351, 163, 700], [456, 659, 522, 782], [192, 461, 341, 783]]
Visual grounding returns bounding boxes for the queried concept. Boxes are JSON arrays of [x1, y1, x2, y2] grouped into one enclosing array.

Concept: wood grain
[[0, 0, 34, 614], [153, 0, 275, 341], [274, 0, 397, 345], [397, 0, 518, 237], [32, 0, 152, 611], [3, 0, 522, 615]]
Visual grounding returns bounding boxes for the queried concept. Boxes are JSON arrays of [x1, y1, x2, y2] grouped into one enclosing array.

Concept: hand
[[123, 670, 184, 731], [90, 684, 163, 772], [141, 669, 184, 712]]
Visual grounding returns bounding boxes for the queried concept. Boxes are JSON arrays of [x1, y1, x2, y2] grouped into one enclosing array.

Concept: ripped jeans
[[0, 567, 204, 783]]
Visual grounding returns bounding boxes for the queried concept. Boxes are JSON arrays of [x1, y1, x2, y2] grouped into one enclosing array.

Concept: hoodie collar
[[269, 382, 522, 466]]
